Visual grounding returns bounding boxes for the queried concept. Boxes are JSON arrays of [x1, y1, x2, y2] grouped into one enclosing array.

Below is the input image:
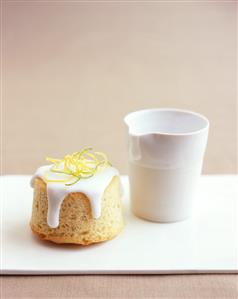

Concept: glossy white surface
[[124, 108, 209, 222], [1, 175, 237, 274], [31, 165, 119, 228]]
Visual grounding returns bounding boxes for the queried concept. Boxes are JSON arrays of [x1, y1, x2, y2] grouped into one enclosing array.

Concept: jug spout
[[124, 111, 143, 136], [124, 110, 165, 164], [124, 113, 143, 161], [124, 113, 132, 134]]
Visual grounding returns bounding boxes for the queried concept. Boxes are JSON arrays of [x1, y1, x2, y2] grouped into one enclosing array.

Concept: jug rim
[[124, 108, 209, 136]]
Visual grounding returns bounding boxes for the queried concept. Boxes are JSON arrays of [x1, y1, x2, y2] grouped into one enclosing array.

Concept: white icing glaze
[[30, 165, 119, 228]]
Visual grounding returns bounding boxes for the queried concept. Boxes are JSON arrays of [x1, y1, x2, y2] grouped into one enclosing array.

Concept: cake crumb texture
[[30, 176, 124, 245]]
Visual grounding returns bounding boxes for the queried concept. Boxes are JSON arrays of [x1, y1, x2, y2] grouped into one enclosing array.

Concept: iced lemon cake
[[30, 148, 124, 245]]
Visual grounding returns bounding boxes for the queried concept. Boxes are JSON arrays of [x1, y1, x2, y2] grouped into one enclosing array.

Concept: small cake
[[30, 148, 124, 245]]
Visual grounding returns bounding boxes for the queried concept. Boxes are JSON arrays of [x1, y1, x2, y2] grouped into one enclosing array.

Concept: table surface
[[1, 175, 237, 275], [1, 275, 238, 299], [1, 175, 238, 298]]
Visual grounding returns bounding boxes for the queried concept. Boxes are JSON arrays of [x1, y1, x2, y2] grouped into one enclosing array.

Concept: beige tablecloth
[[1, 275, 238, 299]]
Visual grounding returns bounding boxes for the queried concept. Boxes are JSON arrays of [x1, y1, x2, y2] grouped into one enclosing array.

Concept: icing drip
[[30, 165, 119, 228]]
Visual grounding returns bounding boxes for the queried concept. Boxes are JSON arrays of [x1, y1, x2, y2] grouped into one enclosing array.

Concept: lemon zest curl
[[43, 148, 111, 186]]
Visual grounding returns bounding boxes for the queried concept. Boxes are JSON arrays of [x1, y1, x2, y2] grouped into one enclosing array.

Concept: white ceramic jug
[[124, 108, 209, 222]]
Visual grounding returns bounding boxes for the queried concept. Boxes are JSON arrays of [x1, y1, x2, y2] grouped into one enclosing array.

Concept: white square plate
[[1, 175, 237, 274]]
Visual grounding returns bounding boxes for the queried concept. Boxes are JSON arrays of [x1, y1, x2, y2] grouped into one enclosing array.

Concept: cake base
[[30, 176, 124, 245]]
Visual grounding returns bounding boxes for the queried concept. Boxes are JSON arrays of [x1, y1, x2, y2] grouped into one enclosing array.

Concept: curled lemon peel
[[43, 148, 111, 186]]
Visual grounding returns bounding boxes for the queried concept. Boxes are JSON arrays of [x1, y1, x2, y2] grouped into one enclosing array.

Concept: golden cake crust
[[30, 176, 124, 245]]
